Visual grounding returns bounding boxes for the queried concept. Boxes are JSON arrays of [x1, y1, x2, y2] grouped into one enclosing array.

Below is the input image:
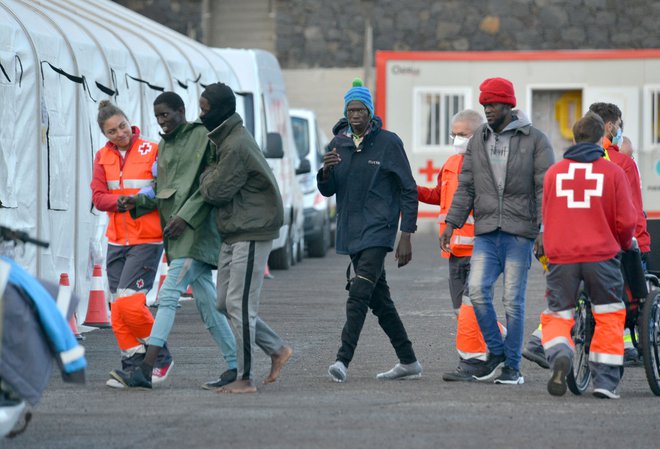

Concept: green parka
[[134, 121, 220, 267]]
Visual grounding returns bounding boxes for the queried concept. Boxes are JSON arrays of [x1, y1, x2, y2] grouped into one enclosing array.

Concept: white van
[[290, 108, 335, 257], [214, 48, 308, 269]]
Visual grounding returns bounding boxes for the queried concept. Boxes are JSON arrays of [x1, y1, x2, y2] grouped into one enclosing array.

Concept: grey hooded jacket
[[445, 115, 554, 240]]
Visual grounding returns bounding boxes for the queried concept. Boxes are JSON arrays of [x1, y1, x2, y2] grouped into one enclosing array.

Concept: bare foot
[[216, 379, 257, 394], [264, 345, 293, 384]]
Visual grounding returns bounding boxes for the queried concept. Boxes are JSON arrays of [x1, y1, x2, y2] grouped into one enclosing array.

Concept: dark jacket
[[317, 117, 417, 255], [200, 113, 283, 244], [134, 121, 220, 267], [446, 118, 554, 240]]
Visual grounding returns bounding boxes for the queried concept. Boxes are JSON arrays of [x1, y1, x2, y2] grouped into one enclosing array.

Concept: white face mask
[[453, 135, 470, 154]]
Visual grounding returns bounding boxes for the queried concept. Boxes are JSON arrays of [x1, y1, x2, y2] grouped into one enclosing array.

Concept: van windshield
[[291, 116, 310, 159]]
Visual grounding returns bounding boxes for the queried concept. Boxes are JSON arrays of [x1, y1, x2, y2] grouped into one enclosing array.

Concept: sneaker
[[593, 387, 620, 399], [547, 355, 570, 396], [110, 367, 152, 389], [623, 348, 641, 367], [442, 366, 476, 382], [202, 368, 238, 390], [328, 361, 348, 383], [494, 366, 525, 385], [152, 361, 174, 385], [105, 378, 125, 389], [523, 345, 550, 369], [376, 361, 422, 380], [471, 353, 506, 381]]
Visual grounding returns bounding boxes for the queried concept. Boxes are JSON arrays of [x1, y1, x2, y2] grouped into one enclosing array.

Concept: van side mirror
[[264, 132, 284, 159], [295, 158, 311, 175]]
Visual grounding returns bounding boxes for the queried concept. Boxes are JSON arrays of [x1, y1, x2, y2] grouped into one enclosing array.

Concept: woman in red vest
[[90, 101, 171, 388]]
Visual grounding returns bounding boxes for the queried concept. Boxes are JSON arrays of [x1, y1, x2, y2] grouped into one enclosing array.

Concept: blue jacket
[[317, 117, 417, 255]]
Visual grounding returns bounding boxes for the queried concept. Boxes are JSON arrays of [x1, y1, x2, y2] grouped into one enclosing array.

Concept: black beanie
[[200, 83, 236, 131]]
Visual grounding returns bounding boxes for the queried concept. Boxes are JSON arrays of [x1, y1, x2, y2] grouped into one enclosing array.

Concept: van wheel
[[296, 236, 304, 262], [308, 216, 330, 258], [269, 236, 291, 270], [290, 237, 297, 266]]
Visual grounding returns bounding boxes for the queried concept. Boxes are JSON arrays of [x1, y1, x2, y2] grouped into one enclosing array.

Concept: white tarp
[[0, 0, 239, 317]]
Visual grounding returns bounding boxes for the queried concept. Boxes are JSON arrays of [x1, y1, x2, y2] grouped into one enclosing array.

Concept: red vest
[[97, 138, 161, 245], [438, 154, 474, 258]]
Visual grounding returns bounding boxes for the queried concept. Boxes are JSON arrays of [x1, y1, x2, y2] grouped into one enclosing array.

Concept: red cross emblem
[[419, 159, 440, 182], [556, 162, 603, 208], [137, 143, 153, 156], [136, 279, 144, 289]]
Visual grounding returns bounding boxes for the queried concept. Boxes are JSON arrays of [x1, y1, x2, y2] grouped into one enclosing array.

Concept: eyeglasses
[[449, 132, 470, 140], [347, 108, 368, 116]]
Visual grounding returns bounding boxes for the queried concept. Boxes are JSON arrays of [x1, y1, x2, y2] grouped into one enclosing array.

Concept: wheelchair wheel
[[640, 289, 660, 396], [567, 293, 592, 395]]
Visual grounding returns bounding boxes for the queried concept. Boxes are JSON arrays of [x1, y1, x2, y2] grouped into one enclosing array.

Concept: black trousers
[[336, 247, 417, 366]]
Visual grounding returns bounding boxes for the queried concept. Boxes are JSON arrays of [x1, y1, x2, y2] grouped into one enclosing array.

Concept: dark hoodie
[[317, 116, 418, 255], [563, 142, 604, 162]]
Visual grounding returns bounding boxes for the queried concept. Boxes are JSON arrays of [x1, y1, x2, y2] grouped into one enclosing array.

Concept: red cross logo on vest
[[137, 142, 153, 156], [556, 162, 603, 208]]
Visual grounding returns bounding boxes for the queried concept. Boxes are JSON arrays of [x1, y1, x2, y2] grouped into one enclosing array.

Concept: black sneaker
[[547, 355, 570, 396], [472, 353, 506, 381], [523, 344, 550, 369], [202, 368, 238, 390], [109, 367, 152, 389], [442, 366, 476, 382], [494, 365, 525, 385]]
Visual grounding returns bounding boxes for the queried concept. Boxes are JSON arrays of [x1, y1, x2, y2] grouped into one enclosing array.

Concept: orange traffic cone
[[152, 253, 168, 307], [83, 264, 111, 328], [59, 273, 84, 341], [181, 284, 193, 299]]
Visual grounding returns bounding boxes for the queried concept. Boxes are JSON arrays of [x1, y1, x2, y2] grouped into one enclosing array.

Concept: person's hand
[[122, 196, 136, 211], [534, 232, 544, 258], [117, 195, 135, 212], [163, 216, 188, 239], [151, 160, 158, 178], [395, 232, 412, 268], [439, 224, 455, 253], [321, 148, 341, 179]]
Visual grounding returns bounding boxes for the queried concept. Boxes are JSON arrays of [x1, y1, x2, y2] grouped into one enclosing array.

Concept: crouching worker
[[540, 112, 636, 399]]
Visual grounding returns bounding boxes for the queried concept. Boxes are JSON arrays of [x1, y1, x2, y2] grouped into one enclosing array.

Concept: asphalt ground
[[4, 232, 659, 449]]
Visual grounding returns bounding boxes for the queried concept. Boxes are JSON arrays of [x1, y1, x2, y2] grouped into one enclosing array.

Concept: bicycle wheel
[[640, 289, 660, 396], [567, 293, 592, 395]]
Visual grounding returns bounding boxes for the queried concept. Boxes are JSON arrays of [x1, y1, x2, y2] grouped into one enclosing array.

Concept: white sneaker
[[593, 388, 620, 399], [328, 361, 348, 383], [376, 361, 423, 380], [105, 378, 125, 389]]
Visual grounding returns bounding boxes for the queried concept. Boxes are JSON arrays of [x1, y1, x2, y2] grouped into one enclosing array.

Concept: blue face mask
[[613, 127, 623, 146]]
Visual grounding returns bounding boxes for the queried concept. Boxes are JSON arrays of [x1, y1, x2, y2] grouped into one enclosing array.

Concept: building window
[[413, 87, 471, 151], [644, 86, 660, 149]]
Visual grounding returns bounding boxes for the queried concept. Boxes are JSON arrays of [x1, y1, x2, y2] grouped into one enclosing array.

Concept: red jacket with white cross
[[543, 156, 636, 264]]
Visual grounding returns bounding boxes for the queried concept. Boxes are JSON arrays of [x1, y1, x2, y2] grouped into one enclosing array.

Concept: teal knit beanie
[[343, 78, 374, 118]]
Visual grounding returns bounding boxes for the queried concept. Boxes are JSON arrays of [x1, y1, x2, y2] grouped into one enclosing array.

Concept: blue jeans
[[468, 231, 533, 371], [149, 258, 237, 369]]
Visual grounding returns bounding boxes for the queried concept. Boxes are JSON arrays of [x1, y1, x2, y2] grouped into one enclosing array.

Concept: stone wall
[[112, 0, 660, 68], [276, 0, 660, 68], [112, 0, 204, 41]]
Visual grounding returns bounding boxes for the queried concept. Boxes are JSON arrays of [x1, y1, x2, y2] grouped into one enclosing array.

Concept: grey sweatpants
[[216, 240, 285, 380]]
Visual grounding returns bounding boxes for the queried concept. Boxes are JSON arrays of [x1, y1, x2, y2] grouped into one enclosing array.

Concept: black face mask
[[200, 85, 236, 131], [200, 107, 233, 131]]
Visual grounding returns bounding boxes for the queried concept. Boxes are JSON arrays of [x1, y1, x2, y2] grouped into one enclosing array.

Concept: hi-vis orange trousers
[[111, 292, 154, 355]]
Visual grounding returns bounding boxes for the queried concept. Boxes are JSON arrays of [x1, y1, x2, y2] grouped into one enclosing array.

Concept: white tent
[[0, 0, 239, 310]]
